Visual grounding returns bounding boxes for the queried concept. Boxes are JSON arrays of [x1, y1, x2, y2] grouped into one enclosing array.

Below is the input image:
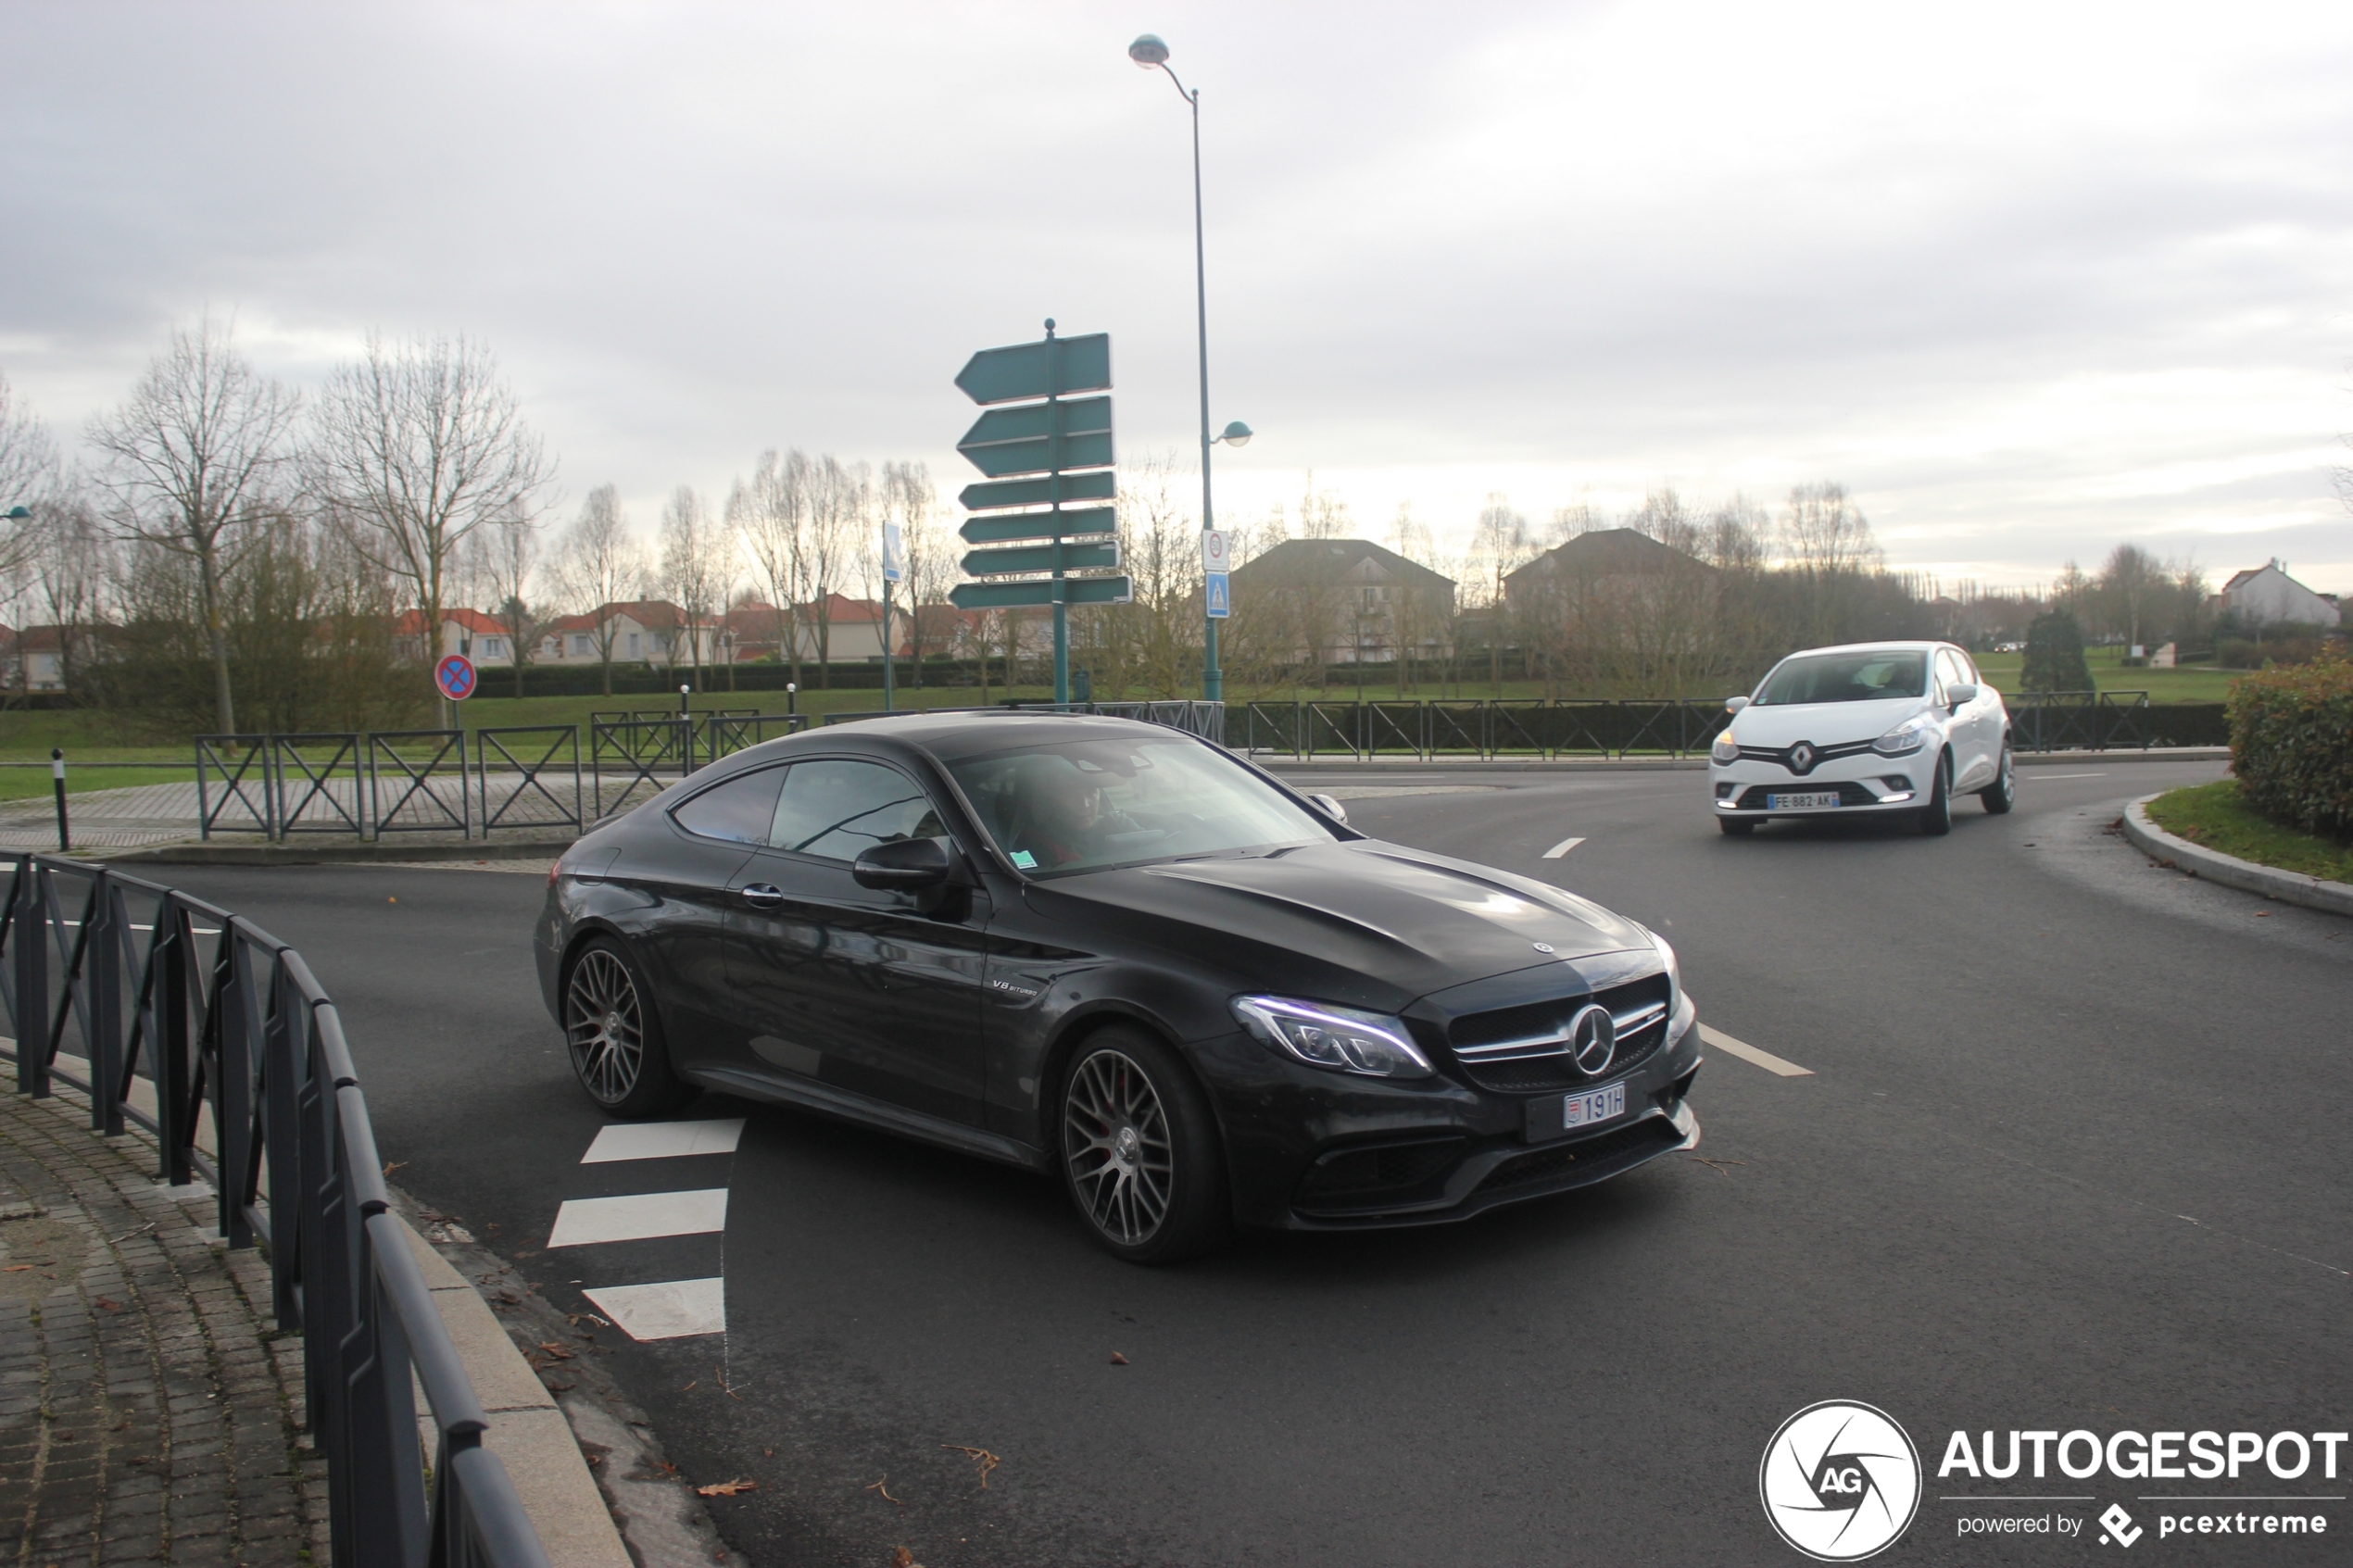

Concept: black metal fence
[[0, 853, 550, 1567], [823, 699, 1227, 745], [1234, 699, 1734, 759]]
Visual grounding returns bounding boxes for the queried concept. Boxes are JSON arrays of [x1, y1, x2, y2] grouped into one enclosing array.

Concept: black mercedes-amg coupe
[[535, 711, 1701, 1262]]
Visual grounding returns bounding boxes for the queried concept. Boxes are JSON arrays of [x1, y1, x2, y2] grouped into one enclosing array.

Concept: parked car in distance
[[1708, 641, 2014, 835], [536, 711, 1702, 1263]]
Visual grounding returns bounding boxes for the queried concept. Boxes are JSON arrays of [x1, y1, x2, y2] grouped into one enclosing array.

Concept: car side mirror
[[1945, 682, 1978, 708], [853, 837, 952, 891], [1306, 792, 1349, 824], [1724, 696, 1750, 715]]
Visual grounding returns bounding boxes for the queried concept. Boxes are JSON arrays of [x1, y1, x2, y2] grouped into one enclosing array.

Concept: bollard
[[786, 681, 797, 720], [51, 747, 69, 851]]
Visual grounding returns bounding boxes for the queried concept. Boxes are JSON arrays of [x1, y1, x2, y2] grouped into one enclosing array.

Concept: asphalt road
[[169, 758, 2353, 1567]]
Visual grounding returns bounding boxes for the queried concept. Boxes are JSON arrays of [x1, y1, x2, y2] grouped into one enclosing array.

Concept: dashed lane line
[[582, 1117, 745, 1162], [581, 1276, 727, 1340], [1699, 1023, 1814, 1077], [2030, 772, 2108, 781], [1542, 835, 1586, 859], [547, 1186, 729, 1248]]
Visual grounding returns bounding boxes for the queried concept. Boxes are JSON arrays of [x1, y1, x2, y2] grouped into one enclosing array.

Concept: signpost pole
[[882, 574, 895, 712], [1186, 82, 1222, 705], [1047, 320, 1069, 706]]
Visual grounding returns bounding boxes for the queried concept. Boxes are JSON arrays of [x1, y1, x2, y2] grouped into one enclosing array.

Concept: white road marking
[[2030, 772, 2107, 780], [547, 1187, 729, 1248], [1699, 1023, 1814, 1077], [582, 1118, 745, 1163], [582, 1277, 726, 1340], [1541, 835, 1586, 859]]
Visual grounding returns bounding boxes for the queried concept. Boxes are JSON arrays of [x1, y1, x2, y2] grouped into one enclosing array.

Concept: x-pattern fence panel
[[0, 854, 551, 1567], [368, 731, 470, 835], [1235, 699, 1734, 759], [271, 734, 366, 835], [2008, 691, 2151, 752], [476, 726, 583, 834], [196, 735, 276, 839]]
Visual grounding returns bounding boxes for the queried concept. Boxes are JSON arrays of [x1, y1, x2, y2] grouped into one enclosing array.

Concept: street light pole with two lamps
[[1129, 32, 1251, 705]]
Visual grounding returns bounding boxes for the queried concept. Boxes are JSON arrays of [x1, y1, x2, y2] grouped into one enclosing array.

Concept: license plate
[[1564, 1082, 1626, 1130], [1767, 791, 1841, 810]]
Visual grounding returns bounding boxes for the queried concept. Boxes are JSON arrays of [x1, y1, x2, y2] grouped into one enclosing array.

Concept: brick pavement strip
[[0, 1089, 323, 1567]]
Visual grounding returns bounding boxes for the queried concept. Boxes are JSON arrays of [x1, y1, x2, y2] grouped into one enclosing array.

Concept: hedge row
[[2228, 656, 2353, 842]]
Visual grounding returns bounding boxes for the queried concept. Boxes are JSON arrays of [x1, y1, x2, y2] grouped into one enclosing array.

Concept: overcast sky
[[4, 1, 2350, 594]]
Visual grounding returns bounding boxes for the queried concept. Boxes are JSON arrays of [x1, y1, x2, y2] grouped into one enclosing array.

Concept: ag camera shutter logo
[[1760, 1400, 1922, 1561]]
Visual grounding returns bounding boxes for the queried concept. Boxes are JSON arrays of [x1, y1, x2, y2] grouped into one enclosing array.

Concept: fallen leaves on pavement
[[943, 1444, 1000, 1488], [1109, 1351, 1130, 1365], [695, 1478, 758, 1498], [866, 1475, 903, 1504]]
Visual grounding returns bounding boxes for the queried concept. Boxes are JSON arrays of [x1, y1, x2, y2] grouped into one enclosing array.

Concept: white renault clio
[[1708, 641, 2014, 836]]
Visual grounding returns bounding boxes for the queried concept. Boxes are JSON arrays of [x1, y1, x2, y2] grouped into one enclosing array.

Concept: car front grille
[[1734, 738, 1877, 774], [1731, 780, 1882, 809], [1447, 973, 1671, 1094], [1472, 1117, 1683, 1195]]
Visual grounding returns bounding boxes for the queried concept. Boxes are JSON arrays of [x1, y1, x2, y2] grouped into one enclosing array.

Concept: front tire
[[1918, 751, 1953, 836], [1980, 743, 2016, 814], [562, 937, 693, 1117], [1059, 1028, 1229, 1264]]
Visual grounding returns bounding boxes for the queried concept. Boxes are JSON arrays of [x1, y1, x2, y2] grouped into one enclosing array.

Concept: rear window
[[1754, 651, 1928, 706]]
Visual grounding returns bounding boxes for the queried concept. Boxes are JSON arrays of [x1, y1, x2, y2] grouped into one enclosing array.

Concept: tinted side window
[[672, 765, 787, 844], [767, 759, 946, 861]]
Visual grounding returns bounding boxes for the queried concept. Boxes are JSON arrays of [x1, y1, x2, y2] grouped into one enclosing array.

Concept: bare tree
[[657, 484, 724, 691], [1468, 493, 1533, 694], [552, 485, 642, 696], [0, 370, 59, 583], [1777, 482, 1881, 644], [805, 457, 868, 684], [85, 319, 298, 733], [728, 450, 812, 685], [474, 508, 544, 697], [881, 460, 945, 688], [308, 332, 554, 720]]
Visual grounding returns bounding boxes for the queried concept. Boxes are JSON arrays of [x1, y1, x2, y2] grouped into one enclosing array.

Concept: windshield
[[1753, 650, 1928, 706], [945, 735, 1331, 875]]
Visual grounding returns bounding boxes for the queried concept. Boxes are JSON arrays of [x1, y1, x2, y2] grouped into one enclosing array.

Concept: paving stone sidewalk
[[0, 1088, 324, 1566]]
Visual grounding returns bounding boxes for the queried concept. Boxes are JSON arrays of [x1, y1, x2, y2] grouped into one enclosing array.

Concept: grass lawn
[[2145, 780, 2353, 885], [1970, 646, 2242, 703], [0, 767, 195, 802]]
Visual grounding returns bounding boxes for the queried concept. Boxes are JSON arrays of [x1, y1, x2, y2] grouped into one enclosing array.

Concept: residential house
[[395, 608, 520, 666], [1228, 539, 1457, 664], [1503, 527, 1715, 608], [2212, 561, 2341, 631]]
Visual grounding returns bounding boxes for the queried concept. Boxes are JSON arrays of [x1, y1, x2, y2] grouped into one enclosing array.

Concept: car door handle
[[740, 884, 784, 910]]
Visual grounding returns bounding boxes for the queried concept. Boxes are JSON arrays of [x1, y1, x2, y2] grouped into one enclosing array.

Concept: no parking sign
[[434, 653, 478, 702]]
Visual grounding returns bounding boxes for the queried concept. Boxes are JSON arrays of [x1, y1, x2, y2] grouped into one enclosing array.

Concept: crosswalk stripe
[[1699, 1023, 1813, 1077], [548, 1187, 729, 1248], [582, 1277, 726, 1340], [581, 1119, 746, 1163]]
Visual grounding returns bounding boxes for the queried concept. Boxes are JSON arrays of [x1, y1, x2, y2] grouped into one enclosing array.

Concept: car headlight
[[1710, 731, 1739, 764], [1639, 926, 1681, 1013], [1231, 996, 1434, 1079], [1871, 714, 1933, 757]]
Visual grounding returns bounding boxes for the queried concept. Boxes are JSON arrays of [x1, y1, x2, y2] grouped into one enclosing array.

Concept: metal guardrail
[[2007, 691, 2152, 752], [1236, 699, 1735, 759], [0, 853, 551, 1567]]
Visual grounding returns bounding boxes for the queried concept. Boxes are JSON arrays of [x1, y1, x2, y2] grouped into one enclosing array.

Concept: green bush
[[2228, 655, 2353, 843], [2020, 609, 2093, 692]]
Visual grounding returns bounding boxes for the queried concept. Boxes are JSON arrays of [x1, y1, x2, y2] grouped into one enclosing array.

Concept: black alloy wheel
[[1918, 750, 1954, 836], [562, 937, 692, 1117], [1059, 1028, 1228, 1264], [1981, 743, 2017, 814], [1718, 817, 1756, 836]]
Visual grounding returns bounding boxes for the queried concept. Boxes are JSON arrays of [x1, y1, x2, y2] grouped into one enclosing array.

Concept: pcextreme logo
[[1760, 1400, 1924, 1562]]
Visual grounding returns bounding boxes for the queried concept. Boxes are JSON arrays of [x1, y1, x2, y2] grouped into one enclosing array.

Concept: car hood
[[1728, 696, 1928, 748], [1021, 839, 1654, 1010]]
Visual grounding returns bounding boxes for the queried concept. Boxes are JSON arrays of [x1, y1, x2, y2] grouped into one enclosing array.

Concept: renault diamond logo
[[1789, 741, 1817, 775], [1759, 1400, 1920, 1562], [1567, 1002, 1616, 1075]]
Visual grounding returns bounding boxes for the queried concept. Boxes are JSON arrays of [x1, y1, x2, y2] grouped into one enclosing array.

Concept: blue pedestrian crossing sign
[[1205, 571, 1230, 620]]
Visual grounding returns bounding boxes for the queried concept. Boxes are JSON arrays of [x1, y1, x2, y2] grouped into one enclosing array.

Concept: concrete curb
[[2120, 793, 2353, 919], [394, 1214, 635, 1568], [1259, 747, 2229, 776]]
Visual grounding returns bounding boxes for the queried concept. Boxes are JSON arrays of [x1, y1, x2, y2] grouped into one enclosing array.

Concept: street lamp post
[[1130, 33, 1249, 706]]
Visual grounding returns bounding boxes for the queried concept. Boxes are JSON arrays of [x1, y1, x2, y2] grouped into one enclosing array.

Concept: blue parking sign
[[1205, 571, 1230, 620]]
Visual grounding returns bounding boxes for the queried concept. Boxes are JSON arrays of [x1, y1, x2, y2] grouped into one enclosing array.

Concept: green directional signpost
[[950, 320, 1130, 704]]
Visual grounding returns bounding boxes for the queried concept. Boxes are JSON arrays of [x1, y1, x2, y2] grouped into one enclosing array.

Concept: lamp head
[[3, 507, 29, 521], [1128, 33, 1170, 69], [1217, 420, 1253, 448]]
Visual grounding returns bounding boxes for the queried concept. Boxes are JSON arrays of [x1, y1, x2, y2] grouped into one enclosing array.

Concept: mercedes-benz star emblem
[[1567, 1002, 1617, 1075], [1789, 741, 1817, 775]]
